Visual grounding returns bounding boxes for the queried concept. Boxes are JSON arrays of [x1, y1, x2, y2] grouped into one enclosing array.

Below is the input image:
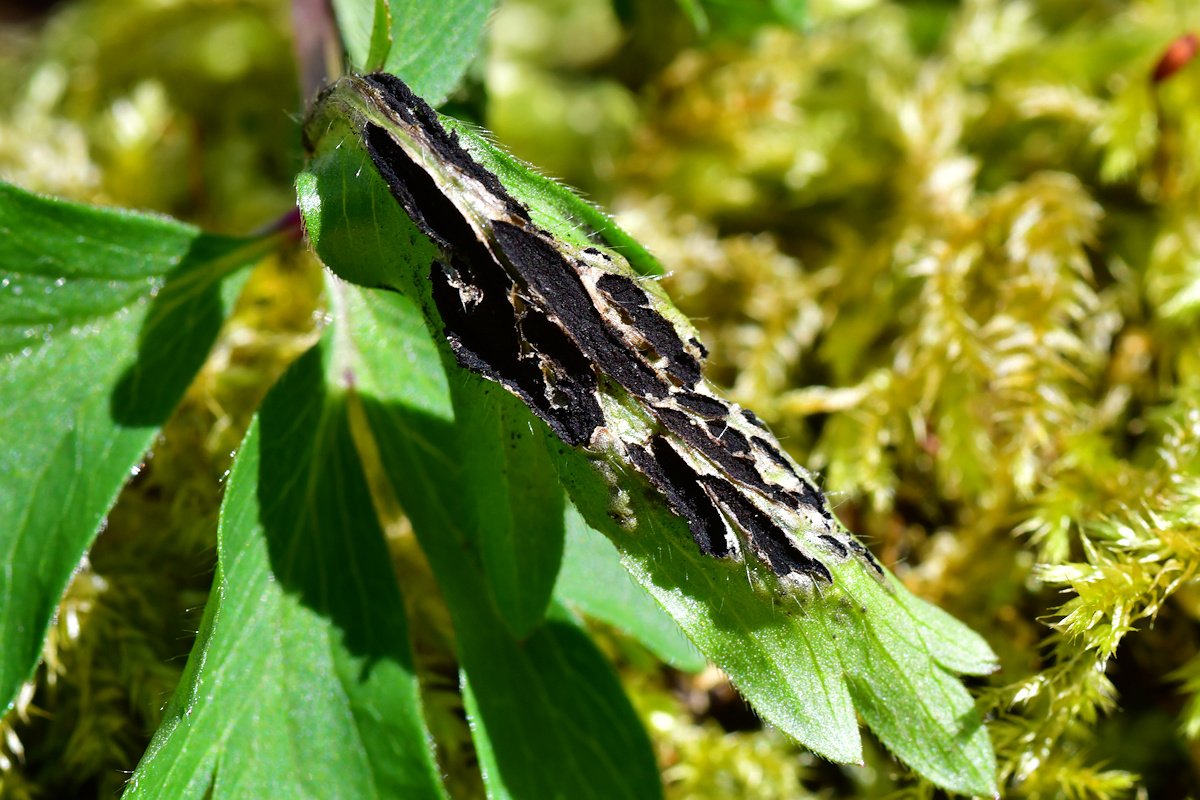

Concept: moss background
[[3, 0, 1200, 797]]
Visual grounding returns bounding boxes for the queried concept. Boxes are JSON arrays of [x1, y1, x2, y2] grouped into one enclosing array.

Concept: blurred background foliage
[[3, 0, 1200, 797]]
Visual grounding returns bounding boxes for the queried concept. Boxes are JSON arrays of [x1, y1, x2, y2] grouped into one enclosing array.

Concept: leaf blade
[[553, 445, 864, 763], [299, 80, 1000, 796], [331, 0, 493, 105], [300, 130, 664, 791], [365, 0, 394, 72], [452, 379, 565, 638], [0, 182, 266, 714], [555, 503, 706, 673], [126, 315, 447, 799], [332, 280, 664, 799]]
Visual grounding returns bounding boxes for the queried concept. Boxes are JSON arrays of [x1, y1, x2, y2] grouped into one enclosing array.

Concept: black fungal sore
[[818, 534, 849, 559], [704, 420, 751, 455], [595, 273, 702, 386], [491, 221, 669, 401], [582, 246, 613, 261], [741, 408, 767, 430], [789, 484, 830, 519], [674, 391, 730, 419], [363, 73, 528, 223], [751, 435, 798, 476], [746, 434, 827, 517], [627, 438, 732, 558], [430, 256, 603, 446], [654, 406, 787, 503], [847, 538, 885, 576], [697, 476, 832, 584], [354, 73, 864, 590], [364, 123, 492, 264]]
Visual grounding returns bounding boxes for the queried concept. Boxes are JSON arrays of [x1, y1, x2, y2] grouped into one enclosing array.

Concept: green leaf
[[333, 0, 385, 74], [300, 78, 999, 798], [828, 563, 996, 795], [556, 503, 706, 673], [365, 0, 393, 72], [0, 182, 268, 715], [555, 447, 999, 796], [126, 310, 446, 799], [552, 341, 996, 776], [553, 446, 860, 759], [322, 278, 663, 798], [332, 0, 494, 105], [461, 602, 660, 800], [451, 378, 565, 638]]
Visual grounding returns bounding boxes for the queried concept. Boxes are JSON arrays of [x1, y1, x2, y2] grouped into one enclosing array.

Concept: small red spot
[[1152, 32, 1199, 84]]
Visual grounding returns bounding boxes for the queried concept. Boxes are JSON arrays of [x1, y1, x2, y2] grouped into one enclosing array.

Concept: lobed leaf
[[126, 321, 446, 798], [332, 0, 494, 105], [0, 182, 269, 715], [328, 278, 663, 798], [299, 75, 1000, 797], [301, 146, 664, 794]]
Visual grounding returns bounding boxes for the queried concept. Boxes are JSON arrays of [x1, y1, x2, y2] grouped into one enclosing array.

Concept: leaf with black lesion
[[299, 72, 1002, 796]]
